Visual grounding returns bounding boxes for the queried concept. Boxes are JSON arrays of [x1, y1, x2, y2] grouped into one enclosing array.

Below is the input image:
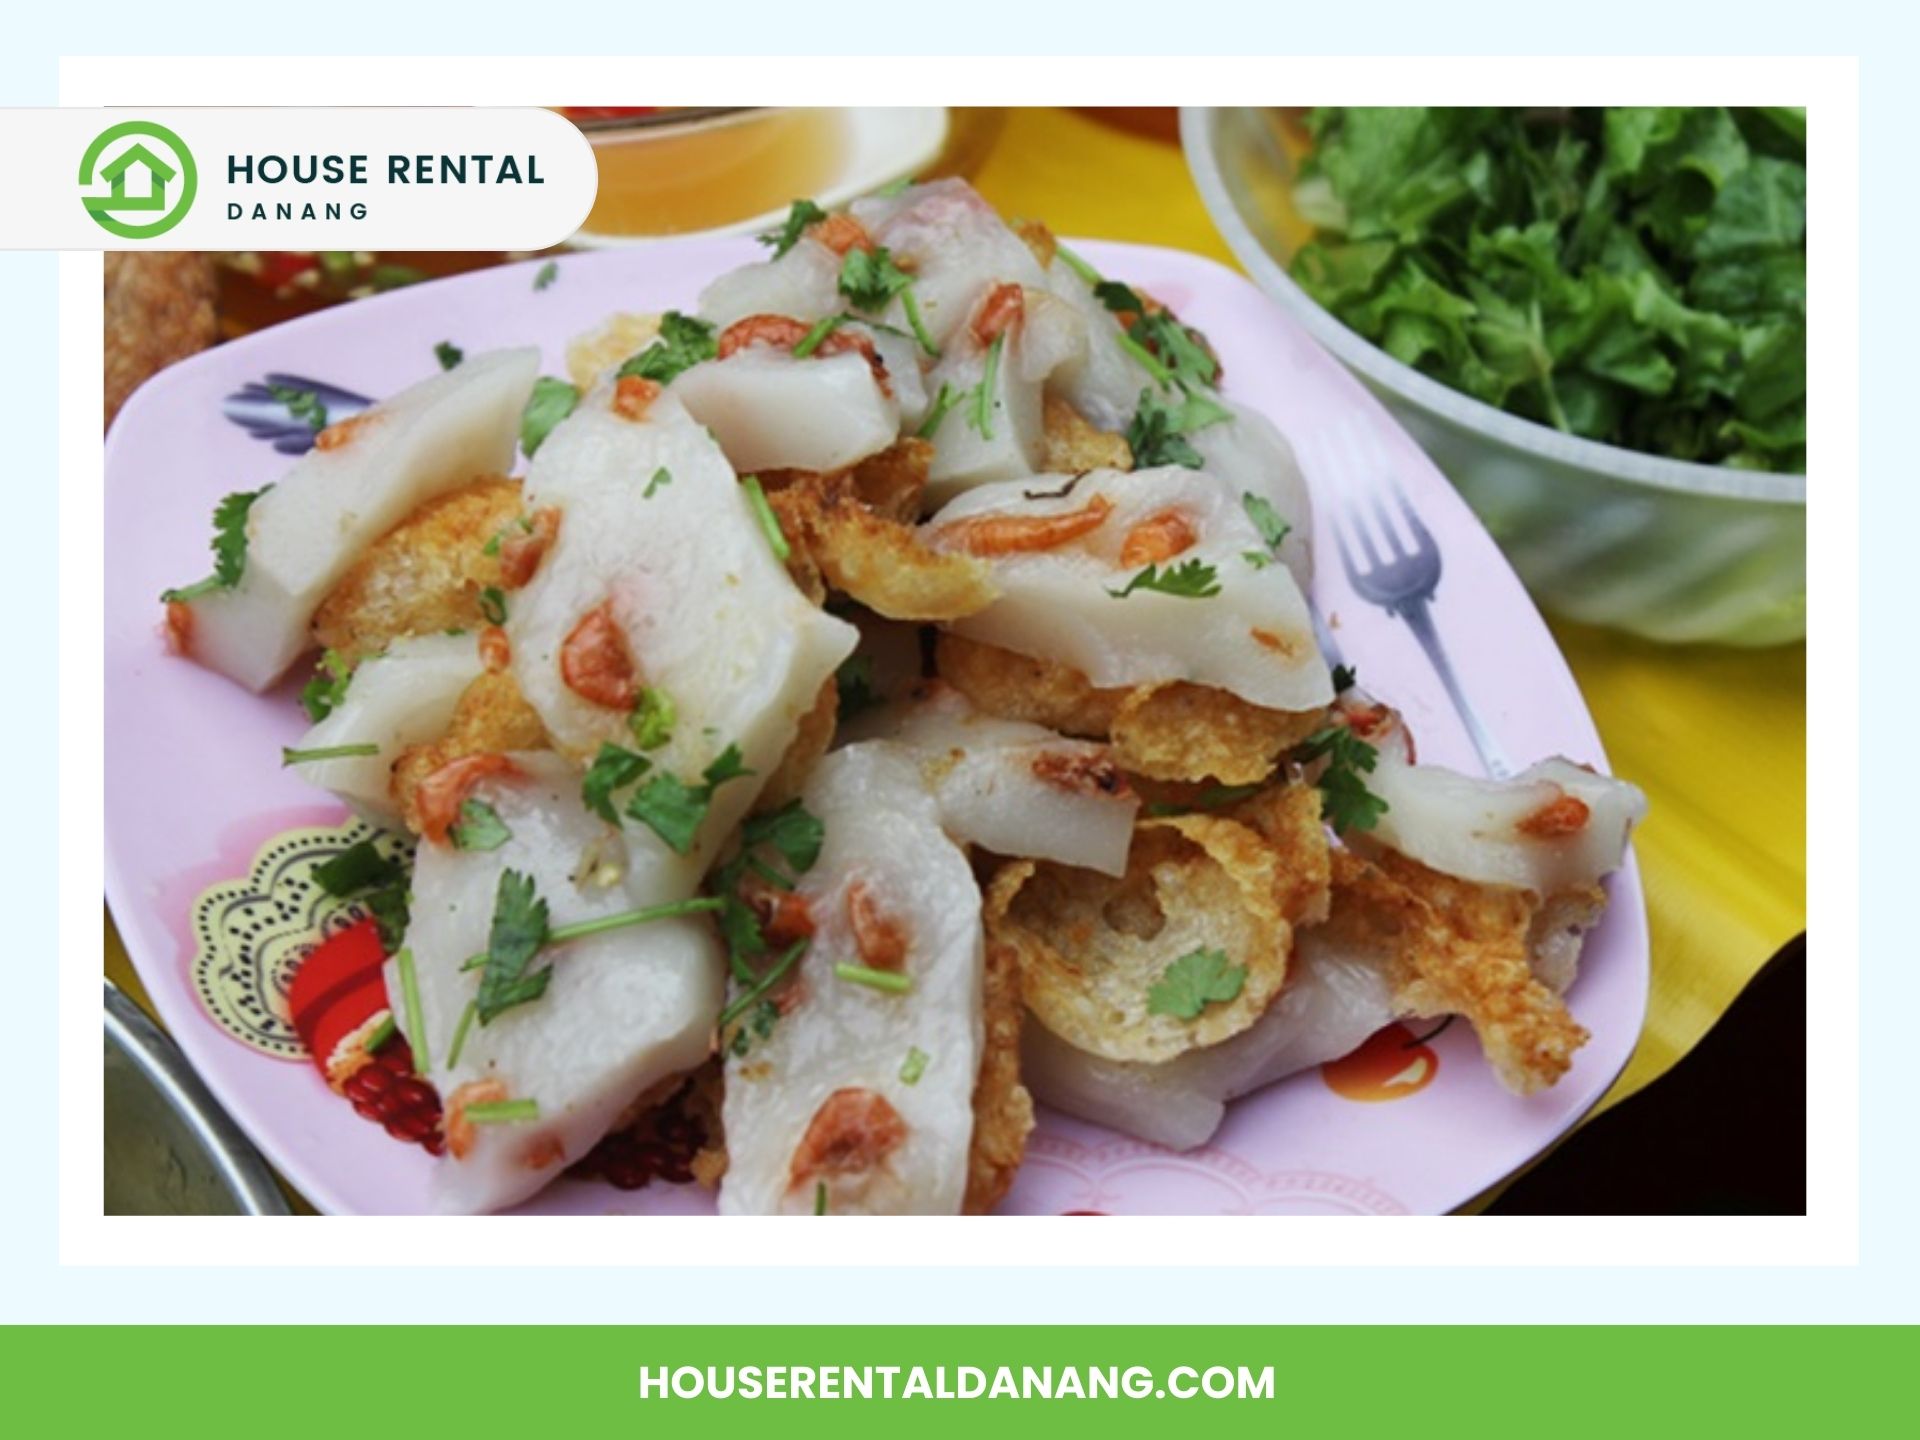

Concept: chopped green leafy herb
[[728, 997, 781, 1057], [838, 246, 913, 310], [161, 487, 271, 603], [365, 882, 411, 955], [475, 869, 552, 1025], [532, 260, 559, 291], [791, 313, 846, 359], [629, 687, 677, 751], [1107, 557, 1222, 600], [479, 586, 508, 625], [299, 648, 355, 723], [644, 466, 672, 499], [465, 1098, 540, 1124], [967, 333, 1005, 440], [395, 946, 429, 1074], [1124, 387, 1229, 468], [1331, 663, 1358, 694], [625, 745, 754, 856], [451, 798, 512, 852], [814, 1181, 828, 1216], [268, 383, 328, 432], [835, 655, 881, 721], [1290, 107, 1806, 471], [1094, 282, 1220, 392], [759, 199, 828, 259], [434, 340, 463, 370], [1142, 782, 1266, 818], [899, 1046, 930, 1085], [718, 937, 809, 1029], [915, 381, 959, 439], [582, 742, 650, 825], [314, 840, 404, 898], [740, 799, 825, 875], [1241, 492, 1292, 554], [520, 376, 580, 457], [1054, 242, 1103, 287], [741, 475, 790, 562], [617, 311, 720, 386], [834, 963, 913, 995], [1146, 947, 1246, 1020], [1297, 725, 1389, 834], [281, 742, 380, 765]]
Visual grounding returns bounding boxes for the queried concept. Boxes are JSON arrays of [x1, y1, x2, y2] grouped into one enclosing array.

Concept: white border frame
[[62, 57, 1854, 1272]]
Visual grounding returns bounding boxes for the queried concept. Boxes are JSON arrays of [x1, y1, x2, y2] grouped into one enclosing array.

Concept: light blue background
[[6, 6, 1900, 1324]]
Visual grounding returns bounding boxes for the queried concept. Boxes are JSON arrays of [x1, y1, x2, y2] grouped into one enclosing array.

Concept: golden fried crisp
[[1224, 780, 1334, 928], [755, 678, 839, 812], [566, 311, 663, 390], [767, 445, 998, 621], [390, 669, 549, 835], [683, 1060, 729, 1191], [105, 252, 218, 429], [1012, 217, 1058, 270], [992, 815, 1300, 1064], [1040, 394, 1132, 474], [1528, 885, 1607, 996], [964, 916, 1036, 1215], [312, 478, 522, 661], [936, 633, 1324, 785], [1338, 848, 1592, 1096]]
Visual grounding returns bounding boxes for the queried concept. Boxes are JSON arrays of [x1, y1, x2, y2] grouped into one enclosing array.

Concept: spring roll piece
[[926, 466, 1333, 714], [166, 348, 539, 692], [719, 744, 984, 1216], [290, 634, 484, 826], [387, 752, 721, 1214], [674, 346, 900, 476], [843, 682, 1139, 876], [506, 382, 857, 865]]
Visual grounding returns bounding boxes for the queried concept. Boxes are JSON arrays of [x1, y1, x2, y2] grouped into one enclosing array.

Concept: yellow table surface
[[106, 107, 1806, 1191]]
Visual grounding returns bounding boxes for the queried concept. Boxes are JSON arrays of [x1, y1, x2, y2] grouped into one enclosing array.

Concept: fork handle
[[1396, 597, 1514, 780]]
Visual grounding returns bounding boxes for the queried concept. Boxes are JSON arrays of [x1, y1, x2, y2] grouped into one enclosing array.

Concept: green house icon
[[92, 142, 178, 214], [79, 120, 198, 238]]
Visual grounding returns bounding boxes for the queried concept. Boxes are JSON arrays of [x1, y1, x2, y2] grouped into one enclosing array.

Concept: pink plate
[[104, 238, 1649, 1216]]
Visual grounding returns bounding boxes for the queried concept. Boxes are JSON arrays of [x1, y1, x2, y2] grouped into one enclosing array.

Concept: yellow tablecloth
[[106, 107, 1806, 1178], [970, 107, 1807, 1117]]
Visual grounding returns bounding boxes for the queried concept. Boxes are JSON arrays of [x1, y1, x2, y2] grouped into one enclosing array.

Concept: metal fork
[[1310, 418, 1514, 779]]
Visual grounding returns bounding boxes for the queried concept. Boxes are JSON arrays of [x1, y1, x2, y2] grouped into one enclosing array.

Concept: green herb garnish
[[628, 687, 676, 751], [1297, 725, 1389, 835], [1146, 947, 1246, 1020], [450, 798, 511, 852], [791, 314, 846, 359], [1242, 492, 1291, 554], [740, 475, 790, 562], [465, 1098, 540, 1124], [835, 655, 881, 721], [1124, 387, 1228, 469], [479, 586, 508, 625], [967, 333, 1005, 440], [313, 840, 403, 898], [299, 648, 354, 723], [520, 376, 580, 457], [582, 742, 651, 825], [532, 261, 559, 291], [161, 487, 270, 603], [759, 199, 827, 259], [644, 466, 672, 499], [395, 946, 428, 1074], [281, 742, 380, 765], [617, 311, 719, 386], [625, 745, 754, 856], [834, 963, 913, 995], [363, 1013, 396, 1054], [1107, 557, 1221, 600], [900, 1047, 930, 1085], [474, 869, 552, 1025], [1094, 281, 1219, 392], [915, 381, 959, 439], [434, 341, 464, 370]]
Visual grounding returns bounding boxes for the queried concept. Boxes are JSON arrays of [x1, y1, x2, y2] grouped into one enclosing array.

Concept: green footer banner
[[11, 1326, 1912, 1433]]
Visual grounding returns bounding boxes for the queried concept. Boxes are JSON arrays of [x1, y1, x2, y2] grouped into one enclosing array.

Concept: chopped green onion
[[814, 1181, 828, 1215], [445, 1001, 477, 1069], [282, 743, 380, 766], [545, 895, 723, 946], [834, 963, 913, 995], [464, 1098, 540, 1124], [741, 475, 790, 562], [791, 314, 846, 359], [1117, 332, 1176, 389], [719, 938, 809, 1030], [395, 947, 428, 1076], [900, 1047, 929, 1085]]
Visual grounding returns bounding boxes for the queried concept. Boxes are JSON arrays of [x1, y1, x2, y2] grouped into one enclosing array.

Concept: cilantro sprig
[[1125, 387, 1229, 469], [1107, 557, 1221, 600], [434, 341, 463, 371], [1297, 725, 1389, 835], [1094, 281, 1220, 393], [966, 333, 1005, 441], [1146, 947, 1246, 1020], [1242, 492, 1292, 555], [299, 649, 355, 723], [617, 312, 718, 387], [161, 486, 270, 603], [626, 745, 754, 856], [450, 798, 512, 852], [313, 840, 412, 956], [758, 199, 827, 259], [838, 246, 939, 356], [520, 376, 580, 457]]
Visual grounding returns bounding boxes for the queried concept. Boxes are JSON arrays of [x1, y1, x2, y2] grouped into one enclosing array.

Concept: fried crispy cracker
[[936, 634, 1323, 784], [991, 816, 1299, 1063], [1040, 394, 1132, 474], [390, 669, 550, 834], [566, 311, 664, 390], [312, 478, 522, 661], [964, 915, 1035, 1214]]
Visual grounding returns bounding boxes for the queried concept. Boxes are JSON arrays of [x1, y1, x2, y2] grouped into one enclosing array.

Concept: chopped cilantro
[[740, 799, 825, 875], [1146, 947, 1246, 1020], [900, 1047, 930, 1085], [838, 246, 913, 310], [834, 963, 912, 994], [532, 261, 559, 291], [1242, 492, 1292, 554], [625, 745, 754, 856], [281, 742, 380, 765], [161, 487, 270, 603], [628, 687, 676, 751], [1107, 557, 1221, 600], [718, 936, 809, 1029], [1125, 387, 1228, 469], [268, 383, 328, 432], [1332, 663, 1358, 694], [1094, 281, 1220, 392], [313, 840, 403, 898], [617, 311, 718, 386], [520, 376, 580, 457], [915, 381, 959, 439], [967, 333, 1005, 440], [1242, 550, 1273, 570], [299, 649, 354, 723], [363, 1013, 396, 1053], [727, 998, 781, 1057], [1054, 242, 1103, 287], [1298, 725, 1389, 834], [450, 798, 511, 852], [474, 869, 553, 1025], [644, 466, 672, 499], [434, 341, 463, 370], [758, 199, 827, 258], [395, 946, 429, 1073], [741, 475, 790, 562], [465, 1098, 540, 1124], [479, 586, 508, 625], [791, 314, 846, 359], [365, 882, 411, 954], [582, 742, 650, 825]]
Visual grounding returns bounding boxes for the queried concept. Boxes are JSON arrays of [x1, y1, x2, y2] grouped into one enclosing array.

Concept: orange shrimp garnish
[[163, 600, 194, 656], [810, 213, 874, 256], [935, 494, 1115, 557], [611, 375, 661, 422], [759, 889, 816, 950], [444, 1079, 509, 1160], [497, 507, 560, 589], [1250, 626, 1306, 659], [717, 313, 892, 396], [1518, 793, 1591, 839], [523, 1134, 567, 1172], [560, 600, 639, 710], [1118, 508, 1199, 567], [971, 282, 1025, 347], [314, 412, 376, 452], [477, 625, 511, 673], [846, 881, 910, 972], [416, 753, 521, 845], [1030, 748, 1130, 798], [788, 1087, 908, 1190]]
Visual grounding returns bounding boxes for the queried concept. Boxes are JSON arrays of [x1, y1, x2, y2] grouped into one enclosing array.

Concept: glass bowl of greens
[[1183, 106, 1805, 646]]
